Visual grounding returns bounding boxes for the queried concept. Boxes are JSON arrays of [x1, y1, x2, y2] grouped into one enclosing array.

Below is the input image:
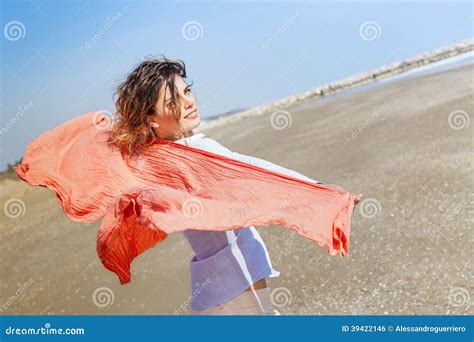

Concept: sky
[[0, 0, 473, 171]]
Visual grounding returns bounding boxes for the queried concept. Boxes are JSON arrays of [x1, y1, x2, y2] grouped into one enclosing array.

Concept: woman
[[109, 55, 362, 315]]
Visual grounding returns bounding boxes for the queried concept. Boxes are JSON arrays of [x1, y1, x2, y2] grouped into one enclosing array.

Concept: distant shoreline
[[197, 38, 473, 131], [3, 39, 472, 175]]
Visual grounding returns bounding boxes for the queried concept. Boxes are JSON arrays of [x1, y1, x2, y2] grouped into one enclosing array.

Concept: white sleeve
[[195, 138, 325, 184], [231, 151, 325, 184]]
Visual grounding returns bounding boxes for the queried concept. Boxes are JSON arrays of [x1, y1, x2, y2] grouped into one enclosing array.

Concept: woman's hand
[[354, 193, 363, 206], [324, 185, 363, 206]]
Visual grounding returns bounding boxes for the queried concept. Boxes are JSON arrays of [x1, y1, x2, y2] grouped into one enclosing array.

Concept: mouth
[[184, 109, 198, 119]]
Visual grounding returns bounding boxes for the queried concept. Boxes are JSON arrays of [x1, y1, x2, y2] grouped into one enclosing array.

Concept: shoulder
[[190, 134, 234, 157]]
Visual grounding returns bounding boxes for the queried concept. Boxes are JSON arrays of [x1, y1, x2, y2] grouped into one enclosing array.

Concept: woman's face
[[151, 74, 201, 140]]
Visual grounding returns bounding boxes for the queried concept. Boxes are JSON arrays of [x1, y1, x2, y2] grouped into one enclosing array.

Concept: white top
[[175, 132, 323, 310], [176, 132, 323, 184]]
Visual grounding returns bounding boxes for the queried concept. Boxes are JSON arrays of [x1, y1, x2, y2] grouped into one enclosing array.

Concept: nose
[[182, 94, 194, 109]]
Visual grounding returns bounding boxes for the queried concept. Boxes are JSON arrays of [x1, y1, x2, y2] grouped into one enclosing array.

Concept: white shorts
[[189, 287, 281, 315]]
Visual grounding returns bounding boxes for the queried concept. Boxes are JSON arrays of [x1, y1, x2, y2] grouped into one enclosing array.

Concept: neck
[[166, 130, 194, 142]]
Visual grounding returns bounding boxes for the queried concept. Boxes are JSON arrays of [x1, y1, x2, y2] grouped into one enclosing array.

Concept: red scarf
[[14, 111, 356, 284]]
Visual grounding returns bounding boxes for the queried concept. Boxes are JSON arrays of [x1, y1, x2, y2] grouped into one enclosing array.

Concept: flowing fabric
[[14, 111, 356, 284]]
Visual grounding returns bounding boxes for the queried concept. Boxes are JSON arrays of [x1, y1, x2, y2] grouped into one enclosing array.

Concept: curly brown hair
[[108, 54, 191, 157]]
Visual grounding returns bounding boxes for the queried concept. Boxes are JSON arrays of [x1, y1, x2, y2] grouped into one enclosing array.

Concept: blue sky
[[1, 0, 473, 170]]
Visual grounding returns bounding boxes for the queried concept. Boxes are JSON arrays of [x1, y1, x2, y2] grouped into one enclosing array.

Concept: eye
[[185, 86, 192, 94]]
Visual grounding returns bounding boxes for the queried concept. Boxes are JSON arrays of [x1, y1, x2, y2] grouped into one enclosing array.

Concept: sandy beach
[[0, 62, 472, 315]]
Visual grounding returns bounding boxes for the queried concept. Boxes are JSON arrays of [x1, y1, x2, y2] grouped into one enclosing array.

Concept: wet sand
[[1, 63, 472, 315]]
